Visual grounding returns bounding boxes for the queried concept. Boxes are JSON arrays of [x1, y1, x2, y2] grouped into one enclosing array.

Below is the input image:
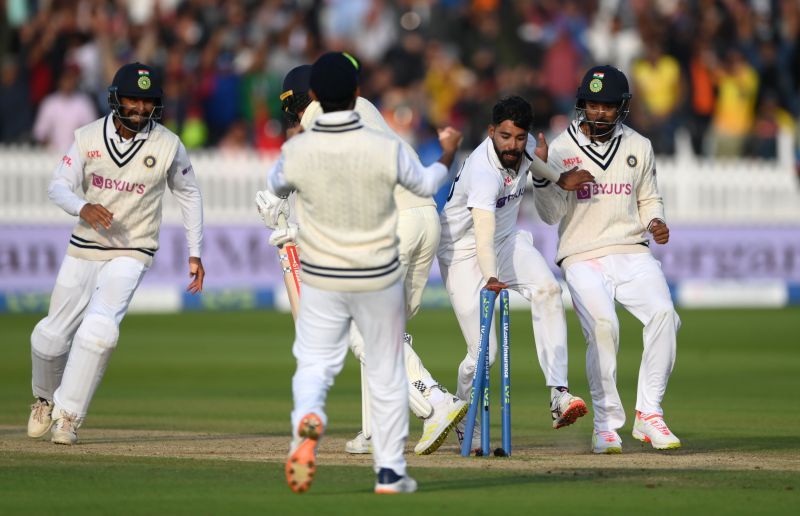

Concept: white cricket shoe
[[592, 429, 622, 454], [345, 431, 372, 454], [27, 398, 54, 438], [454, 418, 482, 455], [414, 393, 468, 455], [632, 411, 681, 450], [550, 388, 588, 429], [50, 406, 82, 445], [374, 468, 417, 494]]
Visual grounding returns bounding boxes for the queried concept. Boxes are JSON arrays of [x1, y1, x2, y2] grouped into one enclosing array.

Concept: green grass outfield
[[1, 308, 799, 515]]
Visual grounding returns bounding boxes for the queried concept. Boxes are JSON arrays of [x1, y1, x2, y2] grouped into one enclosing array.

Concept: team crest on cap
[[627, 155, 637, 167], [144, 155, 156, 168], [589, 78, 603, 93], [137, 69, 151, 90]]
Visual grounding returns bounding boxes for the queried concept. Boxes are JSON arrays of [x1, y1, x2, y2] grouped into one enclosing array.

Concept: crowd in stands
[[0, 0, 798, 163]]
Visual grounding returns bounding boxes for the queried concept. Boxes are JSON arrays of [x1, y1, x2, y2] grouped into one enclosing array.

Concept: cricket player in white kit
[[26, 62, 204, 445], [261, 62, 466, 458], [438, 96, 595, 449], [267, 53, 461, 494], [534, 65, 681, 454]]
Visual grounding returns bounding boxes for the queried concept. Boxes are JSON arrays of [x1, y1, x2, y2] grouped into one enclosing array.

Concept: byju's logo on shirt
[[91, 174, 146, 195], [496, 187, 525, 208], [576, 183, 633, 200]]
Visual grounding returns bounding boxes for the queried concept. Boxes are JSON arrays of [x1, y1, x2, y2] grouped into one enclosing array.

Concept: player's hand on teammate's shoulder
[[648, 219, 669, 245], [437, 126, 463, 154], [483, 277, 508, 293], [556, 167, 596, 191], [79, 203, 113, 231], [187, 257, 205, 294]]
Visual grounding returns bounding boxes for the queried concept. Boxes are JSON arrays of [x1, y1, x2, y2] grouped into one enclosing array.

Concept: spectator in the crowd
[[0, 57, 33, 143], [710, 48, 759, 158], [32, 63, 97, 152], [686, 39, 717, 156], [630, 40, 684, 155]]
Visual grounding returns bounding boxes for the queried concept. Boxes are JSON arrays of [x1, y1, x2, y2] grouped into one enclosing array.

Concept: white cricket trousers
[[291, 281, 409, 475], [563, 253, 680, 432], [440, 230, 569, 402], [31, 255, 148, 418]]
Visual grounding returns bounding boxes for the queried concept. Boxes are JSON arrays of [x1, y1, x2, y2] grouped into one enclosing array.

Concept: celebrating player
[[268, 52, 461, 494], [258, 61, 467, 458], [534, 65, 681, 454], [26, 62, 205, 445], [438, 96, 594, 451]]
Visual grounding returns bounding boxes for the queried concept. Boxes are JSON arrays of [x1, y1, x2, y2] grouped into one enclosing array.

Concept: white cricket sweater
[[49, 115, 203, 266], [535, 121, 665, 268], [268, 110, 447, 292], [302, 97, 435, 211]]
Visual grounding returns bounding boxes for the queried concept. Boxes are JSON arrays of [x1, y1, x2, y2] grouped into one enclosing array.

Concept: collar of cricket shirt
[[311, 110, 363, 133], [103, 114, 153, 168], [567, 120, 624, 171]]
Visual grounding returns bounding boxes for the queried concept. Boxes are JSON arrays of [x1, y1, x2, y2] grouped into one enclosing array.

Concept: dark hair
[[491, 96, 533, 131], [319, 97, 355, 113]]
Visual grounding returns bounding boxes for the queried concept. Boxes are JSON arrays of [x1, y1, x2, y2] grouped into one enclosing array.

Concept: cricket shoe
[[550, 388, 588, 429], [414, 393, 468, 455], [345, 431, 372, 454], [454, 418, 482, 455], [592, 429, 622, 454], [374, 468, 417, 494], [632, 411, 681, 450], [286, 413, 324, 493], [50, 406, 82, 445], [27, 398, 54, 438]]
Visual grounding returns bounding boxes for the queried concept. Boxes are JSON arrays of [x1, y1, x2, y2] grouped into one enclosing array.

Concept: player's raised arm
[[396, 126, 462, 197]]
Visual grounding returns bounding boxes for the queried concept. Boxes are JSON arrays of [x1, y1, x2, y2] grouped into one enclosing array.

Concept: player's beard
[[119, 107, 152, 132], [493, 143, 522, 169]]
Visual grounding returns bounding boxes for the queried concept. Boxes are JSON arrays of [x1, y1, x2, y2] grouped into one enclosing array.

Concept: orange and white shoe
[[632, 411, 681, 450], [592, 429, 622, 454], [550, 388, 589, 429], [285, 413, 324, 493]]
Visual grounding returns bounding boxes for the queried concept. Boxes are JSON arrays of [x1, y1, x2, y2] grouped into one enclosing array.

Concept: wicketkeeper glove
[[269, 224, 298, 248], [255, 190, 290, 230]]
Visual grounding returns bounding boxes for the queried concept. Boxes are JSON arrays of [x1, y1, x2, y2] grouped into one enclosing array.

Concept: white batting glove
[[255, 190, 290, 230], [269, 224, 298, 248]]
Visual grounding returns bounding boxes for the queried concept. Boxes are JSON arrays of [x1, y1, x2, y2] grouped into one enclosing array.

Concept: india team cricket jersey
[[438, 136, 536, 264], [535, 121, 665, 268]]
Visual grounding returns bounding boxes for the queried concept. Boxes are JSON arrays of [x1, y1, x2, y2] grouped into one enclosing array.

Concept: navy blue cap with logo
[[575, 65, 631, 136], [108, 62, 164, 132]]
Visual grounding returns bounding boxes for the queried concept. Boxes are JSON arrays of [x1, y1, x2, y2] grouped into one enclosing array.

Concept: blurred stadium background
[[1, 0, 799, 313]]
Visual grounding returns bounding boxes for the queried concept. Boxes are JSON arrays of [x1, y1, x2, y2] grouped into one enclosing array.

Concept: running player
[[26, 62, 204, 445], [269, 52, 460, 494], [534, 65, 681, 454], [261, 61, 466, 457]]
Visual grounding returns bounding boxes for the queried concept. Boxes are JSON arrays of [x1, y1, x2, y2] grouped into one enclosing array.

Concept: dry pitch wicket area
[[1, 309, 798, 515]]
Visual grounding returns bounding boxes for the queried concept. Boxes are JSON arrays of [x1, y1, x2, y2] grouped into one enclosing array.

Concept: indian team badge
[[589, 71, 604, 93], [626, 155, 638, 167], [137, 69, 151, 90], [144, 155, 156, 168]]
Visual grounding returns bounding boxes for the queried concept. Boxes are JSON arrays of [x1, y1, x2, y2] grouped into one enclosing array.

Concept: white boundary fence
[[0, 145, 798, 225]]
